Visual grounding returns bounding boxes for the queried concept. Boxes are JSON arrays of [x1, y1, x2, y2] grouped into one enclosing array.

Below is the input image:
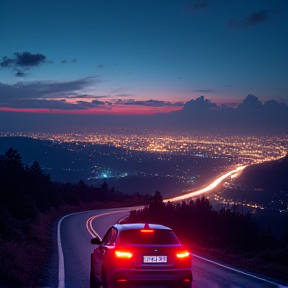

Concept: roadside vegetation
[[0, 148, 147, 287], [124, 191, 288, 284]]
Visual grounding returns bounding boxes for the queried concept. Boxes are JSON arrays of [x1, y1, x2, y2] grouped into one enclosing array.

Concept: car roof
[[113, 223, 172, 232]]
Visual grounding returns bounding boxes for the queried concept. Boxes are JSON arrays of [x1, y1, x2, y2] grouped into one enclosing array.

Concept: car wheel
[[90, 270, 101, 288]]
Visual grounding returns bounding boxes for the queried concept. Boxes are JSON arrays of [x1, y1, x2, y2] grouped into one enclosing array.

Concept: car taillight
[[176, 251, 190, 258], [140, 229, 154, 233], [115, 251, 133, 258]]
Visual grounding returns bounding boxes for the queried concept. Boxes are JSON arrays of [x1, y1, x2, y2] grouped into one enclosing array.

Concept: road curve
[[58, 208, 286, 288]]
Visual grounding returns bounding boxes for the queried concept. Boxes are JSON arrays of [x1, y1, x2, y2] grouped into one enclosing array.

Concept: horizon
[[1, 94, 288, 134]]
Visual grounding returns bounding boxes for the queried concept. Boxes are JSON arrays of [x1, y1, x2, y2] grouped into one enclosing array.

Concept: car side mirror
[[91, 237, 101, 245]]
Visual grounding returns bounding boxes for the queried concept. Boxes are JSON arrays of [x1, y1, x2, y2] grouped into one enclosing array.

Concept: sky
[[0, 0, 288, 132]]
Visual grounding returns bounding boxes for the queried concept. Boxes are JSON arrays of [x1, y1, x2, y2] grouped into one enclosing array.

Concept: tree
[[149, 191, 163, 212], [101, 181, 109, 190]]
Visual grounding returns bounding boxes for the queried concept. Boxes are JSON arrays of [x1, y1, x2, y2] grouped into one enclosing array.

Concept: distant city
[[1, 130, 287, 164], [1, 130, 287, 213]]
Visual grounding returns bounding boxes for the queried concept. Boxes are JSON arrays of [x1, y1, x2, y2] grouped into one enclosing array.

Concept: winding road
[[57, 207, 287, 288]]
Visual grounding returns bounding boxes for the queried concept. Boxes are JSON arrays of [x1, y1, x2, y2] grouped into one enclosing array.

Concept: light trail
[[164, 166, 247, 202]]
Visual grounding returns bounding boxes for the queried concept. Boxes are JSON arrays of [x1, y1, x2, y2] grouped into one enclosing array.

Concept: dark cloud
[[185, 1, 208, 12], [0, 56, 15, 67], [1, 99, 80, 110], [69, 94, 108, 99], [75, 99, 108, 109], [27, 77, 99, 97], [71, 59, 78, 63], [116, 99, 184, 107], [0, 96, 108, 111], [152, 95, 288, 134], [1, 52, 76, 77], [98, 64, 104, 69], [182, 96, 216, 113], [15, 99, 107, 110], [0, 52, 48, 77], [15, 70, 26, 77], [228, 10, 269, 28], [0, 77, 99, 103], [14, 52, 46, 66]]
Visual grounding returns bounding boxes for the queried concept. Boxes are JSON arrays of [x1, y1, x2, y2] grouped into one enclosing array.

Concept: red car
[[90, 223, 192, 288]]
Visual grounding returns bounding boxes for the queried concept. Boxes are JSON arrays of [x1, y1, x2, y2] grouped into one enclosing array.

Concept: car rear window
[[118, 229, 180, 245]]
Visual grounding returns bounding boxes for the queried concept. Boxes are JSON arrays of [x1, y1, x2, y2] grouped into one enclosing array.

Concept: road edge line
[[57, 214, 68, 288], [57, 207, 136, 288], [192, 254, 287, 287], [57, 210, 97, 288]]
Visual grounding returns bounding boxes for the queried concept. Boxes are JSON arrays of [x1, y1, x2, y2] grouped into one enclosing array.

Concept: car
[[90, 223, 193, 288]]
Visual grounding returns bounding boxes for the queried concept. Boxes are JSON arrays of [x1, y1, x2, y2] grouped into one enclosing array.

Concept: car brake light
[[140, 229, 154, 233], [176, 251, 190, 258], [115, 251, 133, 258]]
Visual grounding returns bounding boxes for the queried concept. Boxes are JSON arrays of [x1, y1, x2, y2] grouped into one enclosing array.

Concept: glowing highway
[[164, 165, 247, 202]]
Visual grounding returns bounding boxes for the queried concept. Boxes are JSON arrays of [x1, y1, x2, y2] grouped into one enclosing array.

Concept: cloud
[[1, 98, 110, 111], [0, 77, 114, 111], [76, 99, 108, 109], [185, 1, 208, 13], [61, 59, 78, 64], [0, 57, 15, 68], [1, 52, 46, 68], [15, 70, 26, 77], [1, 52, 77, 77], [14, 52, 46, 66], [69, 94, 108, 99], [0, 52, 48, 77], [116, 99, 184, 107], [228, 10, 270, 28], [0, 77, 99, 101], [1, 99, 80, 110]]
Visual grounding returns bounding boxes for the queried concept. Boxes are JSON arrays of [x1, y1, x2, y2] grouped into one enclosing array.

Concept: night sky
[[0, 0, 288, 132]]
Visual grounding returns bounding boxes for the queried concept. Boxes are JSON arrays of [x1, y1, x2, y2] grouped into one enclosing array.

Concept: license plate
[[143, 255, 167, 263]]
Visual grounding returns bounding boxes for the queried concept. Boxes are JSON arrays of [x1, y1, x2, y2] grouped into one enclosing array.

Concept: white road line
[[57, 208, 132, 288], [57, 214, 67, 288], [193, 254, 287, 287], [57, 210, 98, 288]]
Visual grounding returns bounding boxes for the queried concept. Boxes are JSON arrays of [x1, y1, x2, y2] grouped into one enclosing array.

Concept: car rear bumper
[[112, 268, 192, 287]]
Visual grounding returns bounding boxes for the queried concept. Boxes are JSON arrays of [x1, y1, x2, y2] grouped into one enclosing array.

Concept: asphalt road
[[58, 208, 286, 288]]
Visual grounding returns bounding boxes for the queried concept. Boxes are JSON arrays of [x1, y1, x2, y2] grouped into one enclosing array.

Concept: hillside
[[236, 155, 288, 190]]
